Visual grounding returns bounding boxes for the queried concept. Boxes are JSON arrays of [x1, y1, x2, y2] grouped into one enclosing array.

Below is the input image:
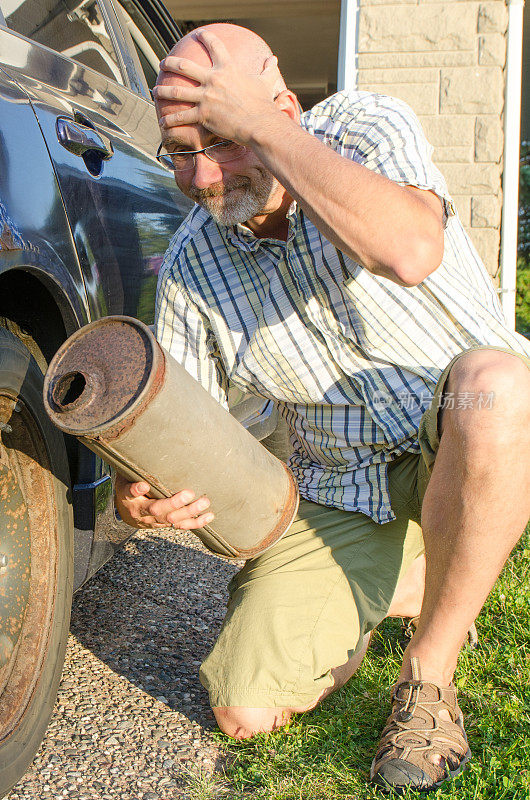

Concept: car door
[[0, 0, 191, 327]]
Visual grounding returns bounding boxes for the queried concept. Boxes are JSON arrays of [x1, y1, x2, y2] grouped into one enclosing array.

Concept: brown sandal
[[370, 657, 471, 793]]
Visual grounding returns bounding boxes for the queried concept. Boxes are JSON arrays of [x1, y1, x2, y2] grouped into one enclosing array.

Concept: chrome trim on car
[[99, 0, 145, 95]]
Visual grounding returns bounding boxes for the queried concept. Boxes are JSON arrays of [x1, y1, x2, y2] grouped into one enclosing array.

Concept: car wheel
[[0, 326, 73, 797]]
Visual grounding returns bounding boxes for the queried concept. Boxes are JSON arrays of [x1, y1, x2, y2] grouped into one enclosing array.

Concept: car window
[[1, 0, 124, 83], [116, 0, 167, 90]]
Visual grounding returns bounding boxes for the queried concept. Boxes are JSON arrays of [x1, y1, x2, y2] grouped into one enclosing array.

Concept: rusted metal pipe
[[43, 316, 298, 559]]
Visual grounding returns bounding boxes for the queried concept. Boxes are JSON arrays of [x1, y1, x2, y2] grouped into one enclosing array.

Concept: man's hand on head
[[154, 28, 284, 145]]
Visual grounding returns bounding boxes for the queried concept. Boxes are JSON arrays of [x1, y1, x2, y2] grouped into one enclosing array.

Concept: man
[[115, 23, 530, 793]]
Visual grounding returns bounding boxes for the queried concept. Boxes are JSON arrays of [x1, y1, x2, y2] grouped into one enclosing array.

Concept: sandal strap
[[404, 616, 479, 648]]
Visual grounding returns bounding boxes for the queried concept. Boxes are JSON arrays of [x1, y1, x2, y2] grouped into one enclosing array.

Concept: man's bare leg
[[387, 553, 425, 619], [213, 551, 426, 739], [399, 350, 530, 686], [369, 350, 530, 792]]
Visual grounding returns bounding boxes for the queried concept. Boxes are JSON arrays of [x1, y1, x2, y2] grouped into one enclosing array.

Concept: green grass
[[516, 263, 530, 339], [179, 765, 233, 799], [215, 528, 530, 799]]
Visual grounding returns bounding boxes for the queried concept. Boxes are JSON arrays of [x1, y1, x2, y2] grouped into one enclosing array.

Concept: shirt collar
[[221, 201, 300, 252]]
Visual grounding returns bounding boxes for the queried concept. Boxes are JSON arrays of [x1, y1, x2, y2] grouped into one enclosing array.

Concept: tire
[[0, 327, 73, 797]]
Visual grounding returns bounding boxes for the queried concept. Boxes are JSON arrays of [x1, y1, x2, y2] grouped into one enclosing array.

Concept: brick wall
[[357, 0, 508, 278]]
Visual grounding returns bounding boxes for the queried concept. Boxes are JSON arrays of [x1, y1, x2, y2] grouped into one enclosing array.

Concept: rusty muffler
[[43, 316, 298, 559]]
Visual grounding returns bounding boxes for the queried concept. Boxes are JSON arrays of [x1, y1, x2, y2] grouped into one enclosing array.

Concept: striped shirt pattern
[[155, 91, 530, 524]]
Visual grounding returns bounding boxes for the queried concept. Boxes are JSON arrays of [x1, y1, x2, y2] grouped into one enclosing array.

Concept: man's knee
[[212, 705, 293, 739], [447, 350, 529, 402], [211, 646, 371, 739], [442, 350, 530, 440]]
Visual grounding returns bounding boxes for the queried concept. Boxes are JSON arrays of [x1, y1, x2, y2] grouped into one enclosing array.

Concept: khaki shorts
[[200, 346, 530, 709]]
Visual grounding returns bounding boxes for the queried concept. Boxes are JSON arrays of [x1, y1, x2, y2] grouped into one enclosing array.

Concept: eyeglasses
[[156, 140, 248, 172]]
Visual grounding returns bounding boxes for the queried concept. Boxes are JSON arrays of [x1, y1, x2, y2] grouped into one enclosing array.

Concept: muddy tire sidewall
[[0, 328, 73, 798]]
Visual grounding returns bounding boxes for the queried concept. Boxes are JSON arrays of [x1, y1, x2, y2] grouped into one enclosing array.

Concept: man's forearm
[[248, 111, 444, 287]]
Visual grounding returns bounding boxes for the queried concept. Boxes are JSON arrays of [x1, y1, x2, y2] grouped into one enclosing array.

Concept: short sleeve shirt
[[155, 91, 530, 524]]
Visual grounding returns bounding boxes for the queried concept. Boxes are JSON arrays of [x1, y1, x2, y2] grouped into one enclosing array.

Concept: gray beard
[[188, 171, 278, 226]]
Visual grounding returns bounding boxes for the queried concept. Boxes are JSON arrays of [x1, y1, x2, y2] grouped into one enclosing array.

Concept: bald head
[[172, 23, 274, 74], [155, 23, 286, 108]]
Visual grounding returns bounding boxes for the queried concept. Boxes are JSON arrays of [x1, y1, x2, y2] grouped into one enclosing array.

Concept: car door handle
[[56, 117, 114, 160]]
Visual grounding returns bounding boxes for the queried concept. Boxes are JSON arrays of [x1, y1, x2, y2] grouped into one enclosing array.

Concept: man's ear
[[274, 90, 301, 123]]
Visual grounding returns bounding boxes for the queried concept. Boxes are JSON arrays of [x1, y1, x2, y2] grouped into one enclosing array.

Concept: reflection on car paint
[[0, 201, 35, 251]]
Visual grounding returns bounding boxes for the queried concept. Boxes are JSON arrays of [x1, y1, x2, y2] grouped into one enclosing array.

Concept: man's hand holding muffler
[[114, 473, 213, 530]]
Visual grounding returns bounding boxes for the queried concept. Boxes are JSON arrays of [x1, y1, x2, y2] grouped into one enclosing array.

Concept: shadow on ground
[[70, 529, 239, 731]]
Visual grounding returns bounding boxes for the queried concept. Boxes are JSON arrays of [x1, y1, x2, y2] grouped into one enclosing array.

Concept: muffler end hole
[[53, 372, 87, 407]]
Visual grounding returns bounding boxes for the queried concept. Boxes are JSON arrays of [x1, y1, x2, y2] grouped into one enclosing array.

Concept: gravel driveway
[[6, 528, 242, 800]]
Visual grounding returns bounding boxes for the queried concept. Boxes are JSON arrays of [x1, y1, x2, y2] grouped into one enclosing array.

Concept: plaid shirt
[[155, 91, 530, 523]]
